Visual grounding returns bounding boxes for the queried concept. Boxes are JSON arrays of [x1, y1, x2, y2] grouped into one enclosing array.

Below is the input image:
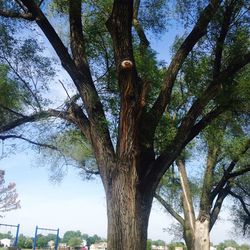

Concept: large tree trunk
[[105, 168, 153, 250]]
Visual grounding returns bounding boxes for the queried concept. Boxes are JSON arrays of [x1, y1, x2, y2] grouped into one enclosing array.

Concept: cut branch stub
[[120, 59, 134, 70]]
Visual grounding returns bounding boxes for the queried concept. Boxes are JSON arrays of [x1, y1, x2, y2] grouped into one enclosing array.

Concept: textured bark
[[183, 224, 194, 250], [106, 165, 153, 250], [183, 219, 210, 250], [177, 160, 196, 250], [194, 219, 210, 250]]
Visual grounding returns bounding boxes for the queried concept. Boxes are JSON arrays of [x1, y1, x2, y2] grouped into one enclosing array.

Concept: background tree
[[167, 241, 187, 250], [155, 115, 250, 250], [216, 239, 238, 250], [0, 0, 250, 249], [63, 231, 82, 245], [146, 240, 152, 250], [36, 234, 49, 249], [0, 231, 13, 240], [68, 237, 82, 248], [17, 234, 33, 249], [231, 173, 250, 238], [0, 170, 20, 216]]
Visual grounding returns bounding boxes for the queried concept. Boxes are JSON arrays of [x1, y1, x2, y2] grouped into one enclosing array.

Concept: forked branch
[[148, 0, 222, 130]]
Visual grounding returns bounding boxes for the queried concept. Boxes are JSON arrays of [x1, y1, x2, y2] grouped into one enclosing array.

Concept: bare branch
[[0, 8, 34, 20], [0, 109, 69, 134], [235, 182, 250, 197], [69, 0, 92, 79], [229, 165, 250, 178], [85, 169, 100, 176], [228, 190, 250, 218], [3, 56, 42, 110], [0, 104, 26, 118], [211, 139, 250, 200], [154, 193, 184, 226], [38, 0, 45, 7], [0, 134, 58, 150], [59, 80, 71, 100]]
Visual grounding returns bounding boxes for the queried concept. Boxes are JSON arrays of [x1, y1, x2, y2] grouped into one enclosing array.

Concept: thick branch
[[154, 193, 184, 226], [148, 0, 222, 131], [143, 106, 223, 191], [133, 0, 149, 49], [19, 0, 116, 186], [210, 186, 229, 230], [69, 0, 91, 80], [144, 51, 250, 190], [212, 0, 235, 77], [106, 0, 141, 159], [68, 0, 108, 130], [199, 144, 219, 219], [186, 106, 225, 144], [173, 51, 250, 149], [176, 159, 195, 232]]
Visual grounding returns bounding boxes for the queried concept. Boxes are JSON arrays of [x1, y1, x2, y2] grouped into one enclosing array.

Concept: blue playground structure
[[33, 226, 59, 250], [0, 223, 20, 247]]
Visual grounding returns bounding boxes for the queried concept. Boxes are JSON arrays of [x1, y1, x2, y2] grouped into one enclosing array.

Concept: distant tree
[[0, 170, 20, 216], [36, 234, 49, 248], [168, 242, 187, 250], [81, 234, 89, 241], [86, 234, 102, 246], [63, 231, 82, 245], [17, 234, 33, 249], [239, 243, 250, 250], [68, 237, 82, 248], [146, 239, 152, 250], [156, 117, 250, 250], [216, 239, 239, 250], [152, 239, 166, 246], [0, 231, 12, 240]]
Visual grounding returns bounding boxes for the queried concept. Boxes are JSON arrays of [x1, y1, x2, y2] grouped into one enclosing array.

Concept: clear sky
[[0, 149, 249, 245]]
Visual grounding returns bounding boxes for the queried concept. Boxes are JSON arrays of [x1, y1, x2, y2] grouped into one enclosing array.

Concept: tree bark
[[194, 219, 210, 250], [183, 219, 210, 250], [105, 166, 153, 250]]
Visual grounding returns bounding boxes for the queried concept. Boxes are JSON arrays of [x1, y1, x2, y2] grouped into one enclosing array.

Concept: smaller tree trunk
[[194, 219, 210, 250], [183, 225, 194, 250]]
